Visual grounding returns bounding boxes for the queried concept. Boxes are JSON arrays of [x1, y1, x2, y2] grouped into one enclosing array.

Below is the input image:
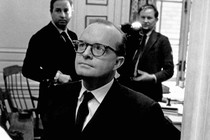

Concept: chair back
[[3, 65, 37, 112], [2, 65, 43, 139]]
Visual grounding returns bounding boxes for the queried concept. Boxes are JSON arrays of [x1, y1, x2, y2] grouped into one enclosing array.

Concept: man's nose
[[82, 46, 93, 57], [60, 11, 65, 17], [144, 18, 149, 22]]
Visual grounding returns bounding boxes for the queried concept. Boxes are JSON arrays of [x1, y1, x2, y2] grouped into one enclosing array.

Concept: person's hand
[[57, 73, 71, 83], [132, 70, 155, 82], [54, 71, 72, 83]]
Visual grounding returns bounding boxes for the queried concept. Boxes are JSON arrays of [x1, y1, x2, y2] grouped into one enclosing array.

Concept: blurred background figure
[[118, 4, 174, 102], [22, 0, 80, 129]]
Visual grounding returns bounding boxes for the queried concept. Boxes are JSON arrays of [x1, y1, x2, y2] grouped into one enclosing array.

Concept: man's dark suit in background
[[118, 29, 174, 101], [22, 22, 79, 113], [22, 0, 80, 125], [118, 4, 174, 102]]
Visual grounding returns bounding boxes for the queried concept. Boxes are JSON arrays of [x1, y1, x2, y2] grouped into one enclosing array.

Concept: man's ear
[[113, 56, 125, 70]]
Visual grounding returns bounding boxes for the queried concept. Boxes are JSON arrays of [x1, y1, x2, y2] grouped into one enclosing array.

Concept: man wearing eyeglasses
[[43, 19, 180, 140]]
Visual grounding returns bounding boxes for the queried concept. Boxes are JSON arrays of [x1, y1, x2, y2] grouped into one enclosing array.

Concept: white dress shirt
[[76, 79, 114, 130]]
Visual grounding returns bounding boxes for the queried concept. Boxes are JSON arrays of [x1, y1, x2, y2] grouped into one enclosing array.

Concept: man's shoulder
[[47, 81, 81, 104], [116, 81, 156, 105], [31, 22, 56, 36], [67, 29, 78, 39], [30, 22, 59, 41], [52, 80, 81, 91], [152, 30, 169, 40], [35, 22, 55, 34]]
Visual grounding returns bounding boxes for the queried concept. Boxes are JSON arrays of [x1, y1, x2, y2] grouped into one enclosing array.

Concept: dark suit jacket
[[118, 30, 174, 101], [42, 79, 180, 140], [22, 22, 80, 113]]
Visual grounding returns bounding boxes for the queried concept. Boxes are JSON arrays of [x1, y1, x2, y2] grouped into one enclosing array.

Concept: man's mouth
[[79, 62, 93, 68], [59, 20, 67, 24]]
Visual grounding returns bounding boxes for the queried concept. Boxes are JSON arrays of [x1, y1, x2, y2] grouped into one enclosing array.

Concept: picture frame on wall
[[85, 15, 108, 27], [86, 0, 108, 6]]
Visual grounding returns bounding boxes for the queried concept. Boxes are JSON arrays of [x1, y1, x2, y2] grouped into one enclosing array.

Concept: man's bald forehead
[[82, 22, 123, 42], [79, 20, 126, 56]]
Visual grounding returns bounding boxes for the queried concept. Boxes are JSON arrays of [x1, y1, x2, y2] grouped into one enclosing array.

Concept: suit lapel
[[59, 81, 81, 122], [141, 30, 158, 59], [82, 80, 121, 132], [70, 81, 82, 115]]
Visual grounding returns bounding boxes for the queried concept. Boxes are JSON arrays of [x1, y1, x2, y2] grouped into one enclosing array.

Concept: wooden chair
[[0, 88, 8, 130], [3, 65, 43, 139]]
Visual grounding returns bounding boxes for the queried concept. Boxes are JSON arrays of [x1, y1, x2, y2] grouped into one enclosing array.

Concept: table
[[159, 102, 183, 131]]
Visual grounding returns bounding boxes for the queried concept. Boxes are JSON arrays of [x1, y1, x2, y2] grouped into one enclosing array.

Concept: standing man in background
[[118, 4, 174, 102], [22, 0, 80, 127]]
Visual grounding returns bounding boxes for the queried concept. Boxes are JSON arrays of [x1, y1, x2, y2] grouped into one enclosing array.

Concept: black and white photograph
[[1, 0, 209, 140]]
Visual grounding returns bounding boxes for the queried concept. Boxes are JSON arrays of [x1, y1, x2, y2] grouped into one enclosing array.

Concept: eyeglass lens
[[74, 41, 107, 57]]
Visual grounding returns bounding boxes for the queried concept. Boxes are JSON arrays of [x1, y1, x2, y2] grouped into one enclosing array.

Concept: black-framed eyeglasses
[[73, 40, 117, 57]]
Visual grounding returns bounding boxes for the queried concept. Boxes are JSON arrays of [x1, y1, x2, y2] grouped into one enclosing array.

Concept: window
[[156, 0, 191, 88]]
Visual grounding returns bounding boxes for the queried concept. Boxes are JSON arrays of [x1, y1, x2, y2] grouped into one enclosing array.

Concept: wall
[[0, 0, 130, 89], [73, 0, 130, 36], [181, 0, 210, 139], [0, 0, 51, 88]]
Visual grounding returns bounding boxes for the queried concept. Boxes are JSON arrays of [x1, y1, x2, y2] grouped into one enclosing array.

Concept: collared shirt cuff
[[54, 71, 61, 80], [152, 74, 157, 83]]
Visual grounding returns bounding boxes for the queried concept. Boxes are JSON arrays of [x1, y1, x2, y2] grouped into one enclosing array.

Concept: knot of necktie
[[81, 91, 94, 107]]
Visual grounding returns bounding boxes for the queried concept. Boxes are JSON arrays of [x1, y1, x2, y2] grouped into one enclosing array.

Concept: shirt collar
[[146, 29, 153, 37], [79, 79, 114, 104]]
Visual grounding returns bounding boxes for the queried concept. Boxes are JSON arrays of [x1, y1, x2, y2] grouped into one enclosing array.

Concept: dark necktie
[[132, 34, 147, 76], [75, 91, 94, 132], [61, 32, 73, 46]]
